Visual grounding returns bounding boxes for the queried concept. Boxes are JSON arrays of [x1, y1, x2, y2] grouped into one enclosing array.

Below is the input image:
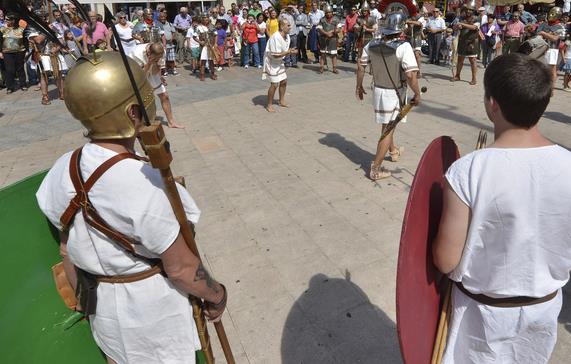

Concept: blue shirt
[[519, 10, 536, 25]]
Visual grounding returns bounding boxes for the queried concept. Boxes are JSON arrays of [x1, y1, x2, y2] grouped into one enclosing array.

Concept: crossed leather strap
[[60, 147, 162, 283]]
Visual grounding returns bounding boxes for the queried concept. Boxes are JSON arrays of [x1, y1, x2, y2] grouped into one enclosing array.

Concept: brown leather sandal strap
[[96, 264, 164, 284]]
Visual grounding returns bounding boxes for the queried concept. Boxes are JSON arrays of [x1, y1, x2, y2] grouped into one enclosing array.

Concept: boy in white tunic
[[433, 53, 571, 364], [36, 52, 227, 364], [263, 19, 296, 113]]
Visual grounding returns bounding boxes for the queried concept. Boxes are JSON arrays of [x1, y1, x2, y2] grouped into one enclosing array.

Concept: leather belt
[[96, 264, 165, 284], [456, 281, 557, 308]]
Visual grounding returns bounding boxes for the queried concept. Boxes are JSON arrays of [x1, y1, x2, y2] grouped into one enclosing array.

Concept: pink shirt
[[82, 21, 108, 45], [504, 20, 524, 38]]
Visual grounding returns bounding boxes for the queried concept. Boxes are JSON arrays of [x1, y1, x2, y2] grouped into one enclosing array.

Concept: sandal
[[319, 67, 324, 74], [370, 162, 391, 181], [332, 69, 339, 74], [450, 76, 460, 82], [389, 146, 404, 162], [41, 95, 51, 105]]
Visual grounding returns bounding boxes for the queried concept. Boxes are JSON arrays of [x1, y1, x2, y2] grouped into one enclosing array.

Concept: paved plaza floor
[[1, 58, 570, 363]]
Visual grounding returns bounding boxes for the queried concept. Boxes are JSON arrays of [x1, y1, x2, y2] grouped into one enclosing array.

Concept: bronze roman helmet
[[64, 52, 156, 140], [547, 7, 562, 22]]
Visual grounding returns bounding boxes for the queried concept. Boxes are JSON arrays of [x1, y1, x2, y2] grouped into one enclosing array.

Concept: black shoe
[[434, 60, 440, 66], [428, 60, 434, 64], [291, 64, 298, 68], [7, 89, 13, 94]]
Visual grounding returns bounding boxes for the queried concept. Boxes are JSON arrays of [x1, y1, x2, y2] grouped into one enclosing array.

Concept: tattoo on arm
[[194, 262, 220, 293]]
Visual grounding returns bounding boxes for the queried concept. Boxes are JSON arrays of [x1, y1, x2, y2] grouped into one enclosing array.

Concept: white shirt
[[427, 16, 446, 31], [36, 143, 201, 363], [257, 21, 267, 38], [370, 8, 382, 21], [442, 145, 571, 363], [262, 31, 290, 83], [308, 9, 324, 26], [186, 26, 200, 48]]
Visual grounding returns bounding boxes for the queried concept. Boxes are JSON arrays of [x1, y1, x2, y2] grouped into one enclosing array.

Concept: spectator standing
[[296, 4, 309, 63], [427, 8, 446, 64], [0, 13, 27, 94], [562, 37, 571, 91], [369, 0, 382, 21], [174, 7, 192, 64], [215, 20, 227, 70], [267, 9, 280, 37], [50, 10, 69, 43], [185, 17, 201, 73], [62, 30, 81, 69], [82, 11, 111, 53], [114, 12, 137, 57], [517, 4, 537, 25], [156, 11, 179, 76], [480, 14, 499, 67], [344, 6, 358, 62], [564, 0, 570, 13], [308, 2, 324, 63], [256, 13, 267, 63], [502, 11, 524, 55], [249, 3, 262, 19], [242, 14, 260, 68], [280, 6, 299, 67]]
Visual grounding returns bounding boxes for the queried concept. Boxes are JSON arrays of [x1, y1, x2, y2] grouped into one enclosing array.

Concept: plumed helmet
[[547, 7, 562, 22], [380, 11, 406, 35], [64, 52, 156, 140], [362, 1, 370, 11], [323, 3, 333, 13], [143, 8, 153, 16]]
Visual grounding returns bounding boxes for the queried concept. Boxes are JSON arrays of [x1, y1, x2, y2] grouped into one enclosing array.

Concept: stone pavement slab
[[1, 59, 571, 364]]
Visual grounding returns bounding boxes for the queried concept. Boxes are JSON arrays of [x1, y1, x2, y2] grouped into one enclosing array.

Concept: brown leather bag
[[52, 262, 78, 311]]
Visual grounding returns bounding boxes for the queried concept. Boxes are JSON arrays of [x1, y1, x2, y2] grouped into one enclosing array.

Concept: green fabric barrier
[[0, 171, 206, 363]]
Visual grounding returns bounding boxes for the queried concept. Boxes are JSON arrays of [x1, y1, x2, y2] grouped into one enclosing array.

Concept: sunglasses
[[119, 16, 126, 19]]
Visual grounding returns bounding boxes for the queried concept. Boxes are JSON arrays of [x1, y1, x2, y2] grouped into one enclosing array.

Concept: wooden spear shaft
[[139, 124, 235, 364]]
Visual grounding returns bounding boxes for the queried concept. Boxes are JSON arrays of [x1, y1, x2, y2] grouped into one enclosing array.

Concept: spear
[[103, 6, 235, 364]]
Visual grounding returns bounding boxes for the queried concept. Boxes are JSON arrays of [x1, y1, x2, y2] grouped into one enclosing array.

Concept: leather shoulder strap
[[59, 146, 148, 258]]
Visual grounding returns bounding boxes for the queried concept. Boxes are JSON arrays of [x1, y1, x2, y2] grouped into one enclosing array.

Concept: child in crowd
[[63, 30, 81, 69], [215, 20, 227, 71], [95, 39, 107, 53], [442, 28, 454, 65], [242, 14, 261, 68], [185, 19, 201, 73], [563, 37, 571, 91], [225, 34, 235, 67]]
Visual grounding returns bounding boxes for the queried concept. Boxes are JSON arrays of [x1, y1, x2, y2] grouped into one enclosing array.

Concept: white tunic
[[360, 40, 418, 124], [36, 143, 201, 364], [262, 31, 290, 83], [443, 145, 571, 364]]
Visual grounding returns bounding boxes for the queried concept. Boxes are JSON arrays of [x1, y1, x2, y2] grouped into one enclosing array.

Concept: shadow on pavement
[[415, 101, 493, 133], [318, 132, 373, 175], [251, 95, 267, 107], [281, 272, 402, 364], [559, 280, 571, 334], [543, 111, 571, 125]]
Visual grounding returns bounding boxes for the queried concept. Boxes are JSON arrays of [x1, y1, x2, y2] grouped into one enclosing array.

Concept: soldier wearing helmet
[[355, 1, 379, 58], [451, 6, 480, 85], [355, 11, 421, 180], [36, 52, 227, 362], [316, 3, 341, 73], [538, 7, 566, 84]]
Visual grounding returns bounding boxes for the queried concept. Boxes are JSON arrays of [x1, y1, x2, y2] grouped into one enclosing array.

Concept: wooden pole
[[139, 124, 235, 364]]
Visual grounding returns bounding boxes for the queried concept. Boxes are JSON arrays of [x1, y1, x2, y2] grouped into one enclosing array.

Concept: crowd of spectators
[[0, 1, 570, 100]]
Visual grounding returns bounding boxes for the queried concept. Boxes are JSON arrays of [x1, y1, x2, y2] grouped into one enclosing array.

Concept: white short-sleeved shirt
[[262, 31, 290, 83], [36, 143, 201, 363], [186, 26, 200, 48], [442, 145, 571, 364], [445, 145, 571, 297]]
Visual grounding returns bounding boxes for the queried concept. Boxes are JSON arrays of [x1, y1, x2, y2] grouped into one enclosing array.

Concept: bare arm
[[406, 70, 421, 106], [161, 232, 225, 310], [432, 181, 470, 274]]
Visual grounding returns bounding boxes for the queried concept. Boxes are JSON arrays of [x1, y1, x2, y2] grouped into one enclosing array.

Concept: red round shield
[[396, 136, 460, 364]]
